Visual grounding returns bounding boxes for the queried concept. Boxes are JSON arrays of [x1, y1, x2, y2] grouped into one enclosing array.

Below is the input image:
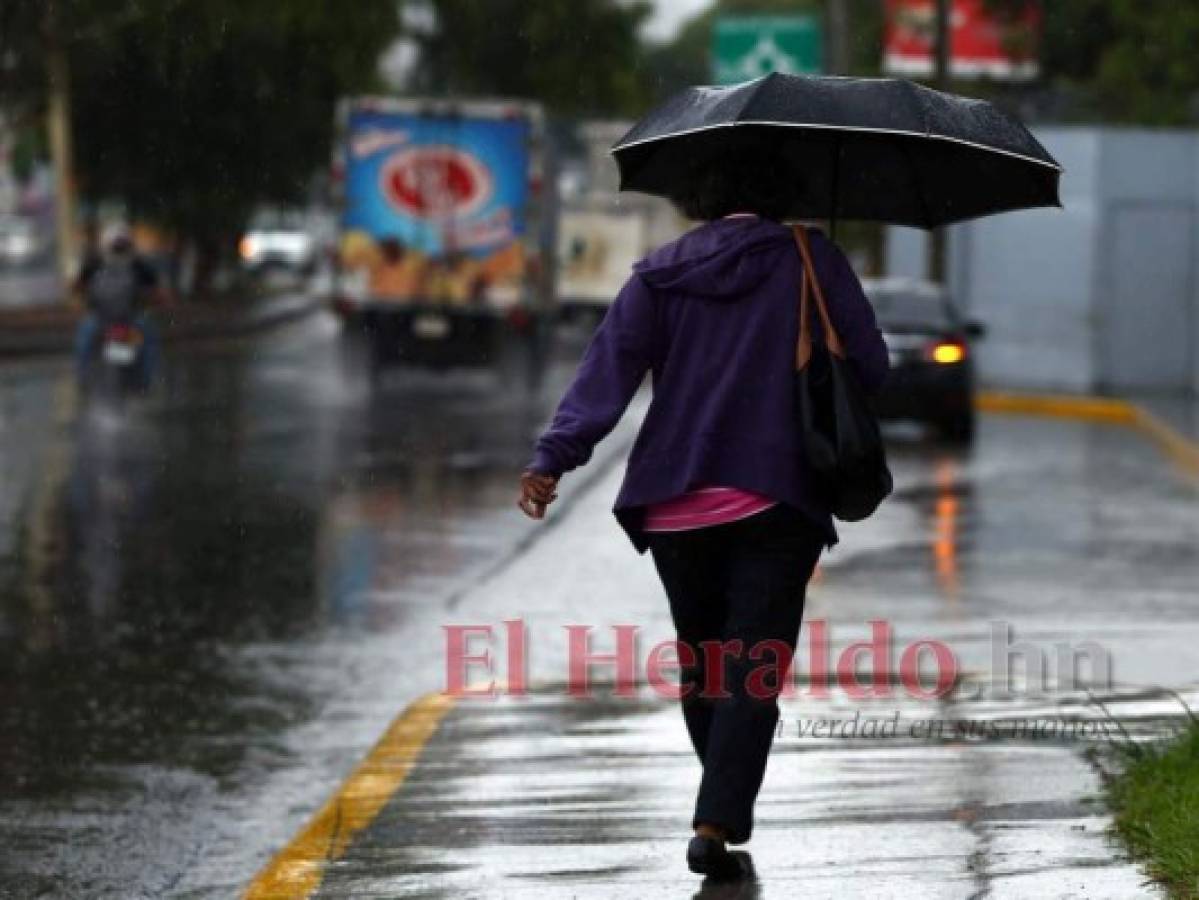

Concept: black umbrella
[[612, 73, 1061, 230]]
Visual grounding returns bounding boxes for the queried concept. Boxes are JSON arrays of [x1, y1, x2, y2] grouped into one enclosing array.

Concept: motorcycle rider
[[73, 223, 171, 388]]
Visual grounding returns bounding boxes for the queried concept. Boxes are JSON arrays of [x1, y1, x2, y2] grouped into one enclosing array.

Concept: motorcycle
[[88, 320, 147, 402]]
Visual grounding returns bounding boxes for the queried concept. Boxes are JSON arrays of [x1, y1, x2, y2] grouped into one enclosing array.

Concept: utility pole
[[45, 0, 78, 283], [929, 0, 951, 283], [934, 0, 951, 84], [826, 0, 850, 75]]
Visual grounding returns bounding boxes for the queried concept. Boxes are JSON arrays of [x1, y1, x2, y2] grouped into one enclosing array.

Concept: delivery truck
[[333, 98, 555, 377]]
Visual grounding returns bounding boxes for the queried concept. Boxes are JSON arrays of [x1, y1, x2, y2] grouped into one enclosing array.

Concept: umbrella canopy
[[612, 73, 1062, 229]]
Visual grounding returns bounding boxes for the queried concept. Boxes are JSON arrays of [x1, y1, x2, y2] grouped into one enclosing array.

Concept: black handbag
[[792, 225, 892, 522]]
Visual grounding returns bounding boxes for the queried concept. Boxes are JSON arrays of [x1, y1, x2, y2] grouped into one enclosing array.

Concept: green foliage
[[9, 128, 46, 184], [2, 0, 399, 271], [69, 1, 398, 246], [988, 0, 1199, 124], [1107, 722, 1199, 897], [0, 1, 48, 120], [418, 0, 652, 116], [1091, 1, 1199, 125]]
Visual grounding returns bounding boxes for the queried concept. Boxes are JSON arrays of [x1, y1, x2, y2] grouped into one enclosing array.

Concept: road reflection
[[0, 319, 568, 894], [931, 456, 963, 599], [879, 430, 976, 604]]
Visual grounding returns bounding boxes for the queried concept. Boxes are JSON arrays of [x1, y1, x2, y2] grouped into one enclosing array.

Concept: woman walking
[[518, 137, 889, 878]]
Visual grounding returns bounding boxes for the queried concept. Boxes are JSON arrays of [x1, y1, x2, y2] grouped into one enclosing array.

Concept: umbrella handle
[[793, 225, 846, 367]]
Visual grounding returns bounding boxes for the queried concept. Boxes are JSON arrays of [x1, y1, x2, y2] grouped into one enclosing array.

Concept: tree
[[3, 1, 401, 294], [0, 2, 47, 119], [987, 0, 1199, 125], [415, 0, 652, 117]]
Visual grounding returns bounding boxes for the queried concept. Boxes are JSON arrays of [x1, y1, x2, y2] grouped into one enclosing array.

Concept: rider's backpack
[[87, 257, 139, 319]]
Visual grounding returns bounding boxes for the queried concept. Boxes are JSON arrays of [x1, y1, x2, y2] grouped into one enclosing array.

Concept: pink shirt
[[643, 486, 778, 533]]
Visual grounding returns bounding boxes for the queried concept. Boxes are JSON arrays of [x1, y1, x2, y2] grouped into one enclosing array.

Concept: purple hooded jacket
[[529, 216, 890, 552]]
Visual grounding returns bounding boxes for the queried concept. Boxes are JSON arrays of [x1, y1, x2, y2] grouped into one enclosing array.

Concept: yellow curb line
[[977, 390, 1199, 481], [976, 390, 1138, 425], [1133, 406, 1199, 479], [242, 690, 456, 899]]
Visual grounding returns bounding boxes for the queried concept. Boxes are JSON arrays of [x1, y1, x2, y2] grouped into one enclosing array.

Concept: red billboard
[[883, 0, 1041, 81]]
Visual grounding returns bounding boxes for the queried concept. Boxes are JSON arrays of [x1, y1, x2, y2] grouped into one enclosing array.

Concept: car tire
[[939, 410, 976, 444]]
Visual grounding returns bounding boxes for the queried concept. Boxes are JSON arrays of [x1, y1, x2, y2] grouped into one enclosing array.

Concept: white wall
[[960, 128, 1100, 392], [886, 127, 1199, 395]]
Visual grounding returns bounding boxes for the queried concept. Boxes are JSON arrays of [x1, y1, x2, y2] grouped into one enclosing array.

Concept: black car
[[864, 278, 985, 442]]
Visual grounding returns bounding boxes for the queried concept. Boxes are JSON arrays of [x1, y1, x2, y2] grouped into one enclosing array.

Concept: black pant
[[647, 503, 824, 844]]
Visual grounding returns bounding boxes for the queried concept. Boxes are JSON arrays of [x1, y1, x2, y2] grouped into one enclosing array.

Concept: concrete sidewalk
[[298, 679, 1181, 899]]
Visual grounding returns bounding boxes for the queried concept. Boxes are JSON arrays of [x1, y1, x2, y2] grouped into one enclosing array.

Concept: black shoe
[[687, 836, 745, 880]]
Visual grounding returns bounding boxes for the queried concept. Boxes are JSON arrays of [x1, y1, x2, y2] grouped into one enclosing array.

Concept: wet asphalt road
[[0, 314, 578, 897], [0, 312, 1197, 898]]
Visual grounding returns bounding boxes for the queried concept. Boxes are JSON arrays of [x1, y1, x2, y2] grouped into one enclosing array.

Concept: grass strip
[[1107, 722, 1199, 898]]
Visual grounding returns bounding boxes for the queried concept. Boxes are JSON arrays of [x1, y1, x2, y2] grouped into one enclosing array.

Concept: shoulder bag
[[792, 225, 892, 522]]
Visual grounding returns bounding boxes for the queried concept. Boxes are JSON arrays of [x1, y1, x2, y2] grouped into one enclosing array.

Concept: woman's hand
[[518, 471, 559, 520]]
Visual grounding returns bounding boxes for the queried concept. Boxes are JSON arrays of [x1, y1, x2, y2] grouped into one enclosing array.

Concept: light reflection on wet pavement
[[313, 408, 1193, 898], [0, 315, 577, 896], [315, 686, 1180, 899], [0, 314, 1195, 897]]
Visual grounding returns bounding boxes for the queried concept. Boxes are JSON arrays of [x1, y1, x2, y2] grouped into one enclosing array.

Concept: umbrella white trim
[[611, 120, 1063, 173]]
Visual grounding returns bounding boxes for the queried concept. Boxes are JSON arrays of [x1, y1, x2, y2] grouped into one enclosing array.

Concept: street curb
[[978, 390, 1199, 480], [242, 690, 456, 900]]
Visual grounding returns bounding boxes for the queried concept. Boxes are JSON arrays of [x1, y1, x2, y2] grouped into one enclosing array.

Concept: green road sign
[[712, 15, 823, 85]]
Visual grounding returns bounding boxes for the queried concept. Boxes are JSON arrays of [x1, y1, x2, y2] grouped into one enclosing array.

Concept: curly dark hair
[[669, 129, 804, 222]]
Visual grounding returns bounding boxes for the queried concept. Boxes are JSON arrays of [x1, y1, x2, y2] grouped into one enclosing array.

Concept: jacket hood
[[633, 216, 795, 299]]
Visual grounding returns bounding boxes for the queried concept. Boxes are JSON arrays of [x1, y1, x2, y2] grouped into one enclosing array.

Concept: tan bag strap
[[793, 225, 845, 368]]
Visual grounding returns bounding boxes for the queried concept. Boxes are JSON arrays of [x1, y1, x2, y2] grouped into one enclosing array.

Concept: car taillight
[[926, 341, 966, 364]]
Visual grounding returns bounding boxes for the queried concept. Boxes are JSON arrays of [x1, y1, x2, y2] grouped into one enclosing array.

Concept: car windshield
[[870, 292, 955, 331]]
